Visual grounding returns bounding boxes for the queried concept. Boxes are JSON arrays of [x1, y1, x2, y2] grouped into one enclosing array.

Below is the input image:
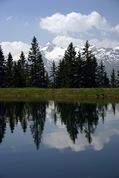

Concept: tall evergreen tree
[[116, 70, 119, 87], [45, 72, 49, 88], [64, 43, 76, 87], [28, 36, 46, 87], [5, 52, 14, 87], [82, 41, 97, 88], [50, 61, 57, 88], [57, 43, 76, 88], [25, 62, 31, 87], [103, 72, 110, 88], [110, 69, 116, 88], [12, 52, 26, 88], [0, 46, 5, 87], [13, 61, 19, 87], [18, 51, 26, 87], [73, 51, 84, 88], [96, 61, 107, 87], [56, 59, 66, 88]]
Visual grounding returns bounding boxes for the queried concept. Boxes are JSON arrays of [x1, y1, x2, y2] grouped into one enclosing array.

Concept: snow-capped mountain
[[41, 42, 65, 62], [91, 46, 119, 73], [41, 42, 119, 73]]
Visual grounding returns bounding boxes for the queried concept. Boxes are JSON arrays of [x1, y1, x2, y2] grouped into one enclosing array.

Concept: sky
[[0, 0, 119, 58]]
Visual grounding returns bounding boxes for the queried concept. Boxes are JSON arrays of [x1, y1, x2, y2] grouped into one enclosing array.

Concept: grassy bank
[[0, 88, 119, 102]]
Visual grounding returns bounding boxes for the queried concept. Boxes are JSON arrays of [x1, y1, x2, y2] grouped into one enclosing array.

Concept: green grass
[[0, 88, 119, 102]]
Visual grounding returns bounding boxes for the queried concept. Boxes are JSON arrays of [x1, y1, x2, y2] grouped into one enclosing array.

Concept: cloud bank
[[52, 35, 119, 48], [0, 41, 30, 60], [40, 11, 110, 33], [1, 11, 119, 59], [40, 11, 119, 48]]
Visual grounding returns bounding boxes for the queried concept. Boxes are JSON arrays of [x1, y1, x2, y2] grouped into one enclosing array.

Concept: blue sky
[[0, 0, 119, 57]]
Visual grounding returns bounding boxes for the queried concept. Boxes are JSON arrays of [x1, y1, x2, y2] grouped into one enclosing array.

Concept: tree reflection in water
[[0, 101, 116, 149]]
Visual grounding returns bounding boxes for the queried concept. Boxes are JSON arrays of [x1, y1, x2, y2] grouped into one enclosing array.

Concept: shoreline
[[0, 88, 119, 102]]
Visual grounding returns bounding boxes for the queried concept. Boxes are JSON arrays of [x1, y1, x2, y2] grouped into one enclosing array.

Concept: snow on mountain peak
[[41, 42, 55, 52], [114, 46, 119, 50], [41, 42, 119, 73]]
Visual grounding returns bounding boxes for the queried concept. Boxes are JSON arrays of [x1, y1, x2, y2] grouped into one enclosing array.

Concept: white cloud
[[89, 38, 119, 48], [92, 128, 119, 151], [0, 41, 30, 60], [40, 11, 119, 48], [6, 16, 13, 21], [43, 127, 119, 152], [52, 35, 119, 48], [43, 131, 89, 152], [114, 25, 119, 34], [40, 11, 111, 34], [52, 35, 84, 48]]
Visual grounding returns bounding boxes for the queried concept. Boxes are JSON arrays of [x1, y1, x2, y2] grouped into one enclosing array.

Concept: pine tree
[[110, 69, 116, 88], [50, 61, 57, 88], [12, 52, 26, 88], [103, 72, 110, 87], [96, 61, 106, 87], [73, 51, 84, 88], [0, 46, 5, 87], [28, 36, 46, 87], [25, 62, 31, 87], [45, 72, 49, 88], [13, 61, 19, 87], [18, 51, 26, 87], [65, 43, 76, 87], [116, 70, 119, 87], [82, 41, 97, 88], [5, 52, 14, 87], [56, 59, 66, 88], [57, 43, 76, 88]]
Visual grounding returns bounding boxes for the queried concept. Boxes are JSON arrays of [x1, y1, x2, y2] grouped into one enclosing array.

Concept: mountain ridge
[[41, 42, 119, 73]]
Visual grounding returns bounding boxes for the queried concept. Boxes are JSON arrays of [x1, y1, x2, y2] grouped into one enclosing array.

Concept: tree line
[[0, 36, 118, 88]]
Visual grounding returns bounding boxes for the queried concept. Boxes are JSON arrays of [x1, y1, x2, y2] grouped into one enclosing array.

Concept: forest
[[0, 36, 118, 88]]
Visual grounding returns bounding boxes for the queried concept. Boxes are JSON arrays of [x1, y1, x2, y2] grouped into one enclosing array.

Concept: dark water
[[0, 101, 119, 178]]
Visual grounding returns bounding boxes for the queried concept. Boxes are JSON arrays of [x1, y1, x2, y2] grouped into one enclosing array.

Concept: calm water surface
[[0, 101, 119, 178]]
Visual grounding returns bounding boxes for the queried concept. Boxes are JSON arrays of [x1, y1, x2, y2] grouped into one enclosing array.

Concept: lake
[[0, 101, 119, 178]]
